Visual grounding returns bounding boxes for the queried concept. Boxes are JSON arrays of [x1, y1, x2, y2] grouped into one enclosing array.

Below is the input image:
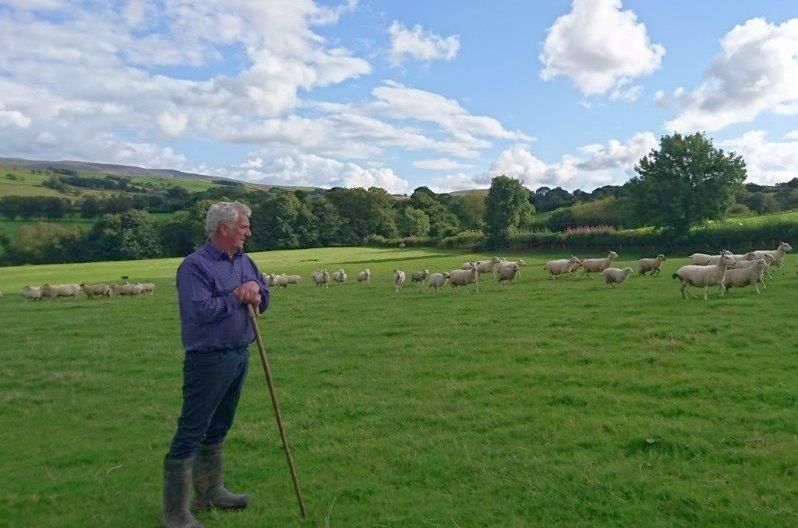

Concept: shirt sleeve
[[177, 259, 238, 325], [246, 255, 271, 314]]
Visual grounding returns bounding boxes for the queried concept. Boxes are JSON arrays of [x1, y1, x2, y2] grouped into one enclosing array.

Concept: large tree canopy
[[484, 175, 534, 246], [629, 132, 747, 235]]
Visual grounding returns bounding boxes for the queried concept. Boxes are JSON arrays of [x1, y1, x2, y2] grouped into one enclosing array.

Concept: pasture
[[0, 247, 796, 527]]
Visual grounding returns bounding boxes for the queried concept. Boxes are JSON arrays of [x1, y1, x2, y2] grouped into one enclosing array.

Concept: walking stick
[[248, 304, 308, 519]]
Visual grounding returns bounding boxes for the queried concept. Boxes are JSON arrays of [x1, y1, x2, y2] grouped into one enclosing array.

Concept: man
[[162, 201, 269, 528]]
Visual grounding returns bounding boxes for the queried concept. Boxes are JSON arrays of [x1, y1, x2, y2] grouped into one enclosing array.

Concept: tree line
[[2, 132, 791, 265]]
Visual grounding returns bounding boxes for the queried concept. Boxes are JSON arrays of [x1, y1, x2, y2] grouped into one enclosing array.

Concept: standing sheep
[[689, 250, 733, 265], [42, 283, 82, 298], [81, 283, 111, 299], [578, 251, 618, 279], [332, 269, 347, 284], [21, 285, 42, 301], [357, 269, 371, 283], [496, 263, 521, 284], [673, 253, 735, 300], [600, 267, 634, 287], [394, 270, 406, 294], [543, 256, 581, 278], [751, 241, 792, 271], [636, 254, 666, 276], [427, 272, 449, 290], [311, 270, 330, 288], [722, 259, 768, 294], [411, 269, 429, 284], [449, 266, 479, 292]]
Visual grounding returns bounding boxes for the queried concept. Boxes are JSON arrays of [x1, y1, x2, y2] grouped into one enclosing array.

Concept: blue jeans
[[167, 345, 249, 459]]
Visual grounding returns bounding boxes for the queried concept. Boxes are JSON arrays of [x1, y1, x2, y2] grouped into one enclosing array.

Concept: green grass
[[0, 247, 796, 527]]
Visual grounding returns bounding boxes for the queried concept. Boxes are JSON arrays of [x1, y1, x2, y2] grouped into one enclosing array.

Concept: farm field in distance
[[0, 246, 796, 527]]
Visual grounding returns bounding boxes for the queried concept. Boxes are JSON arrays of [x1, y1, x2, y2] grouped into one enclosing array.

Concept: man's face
[[220, 215, 251, 252]]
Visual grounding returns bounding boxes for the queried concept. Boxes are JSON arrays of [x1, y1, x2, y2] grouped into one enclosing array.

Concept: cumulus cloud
[[718, 130, 798, 185], [228, 153, 410, 194], [540, 0, 664, 97], [666, 18, 798, 132], [488, 132, 655, 191], [388, 21, 460, 65]]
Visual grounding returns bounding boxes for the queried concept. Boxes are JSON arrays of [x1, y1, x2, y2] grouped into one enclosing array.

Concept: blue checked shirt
[[176, 241, 270, 352]]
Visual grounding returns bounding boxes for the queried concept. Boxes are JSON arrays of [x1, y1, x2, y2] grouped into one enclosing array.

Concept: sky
[[1, 0, 797, 195]]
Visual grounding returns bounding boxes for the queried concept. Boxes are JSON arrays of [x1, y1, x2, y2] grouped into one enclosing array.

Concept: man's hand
[[233, 280, 261, 306]]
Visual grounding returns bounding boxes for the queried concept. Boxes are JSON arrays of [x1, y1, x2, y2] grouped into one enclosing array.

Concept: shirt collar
[[202, 240, 242, 261]]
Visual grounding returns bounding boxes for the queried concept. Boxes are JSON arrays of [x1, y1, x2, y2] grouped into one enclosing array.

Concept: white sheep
[[427, 272, 449, 290], [81, 283, 111, 299], [21, 285, 42, 301], [411, 269, 429, 284], [332, 269, 347, 284], [578, 251, 618, 278], [311, 270, 330, 288], [449, 266, 479, 292], [138, 283, 155, 294], [722, 259, 768, 294], [751, 241, 792, 271], [600, 267, 634, 287], [111, 283, 143, 295], [474, 257, 501, 275], [357, 269, 371, 283], [689, 250, 732, 265], [543, 256, 581, 278], [42, 283, 82, 298], [636, 254, 666, 276], [496, 263, 520, 284], [394, 269, 406, 294], [673, 253, 735, 300]]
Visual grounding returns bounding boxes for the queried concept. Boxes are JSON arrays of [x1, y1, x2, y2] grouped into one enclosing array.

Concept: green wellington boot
[[162, 457, 204, 528], [192, 443, 250, 511]]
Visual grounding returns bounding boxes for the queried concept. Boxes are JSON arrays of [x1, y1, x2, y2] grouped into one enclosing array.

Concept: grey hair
[[205, 201, 251, 237]]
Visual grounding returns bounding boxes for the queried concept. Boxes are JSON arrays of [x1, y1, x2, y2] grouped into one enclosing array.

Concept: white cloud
[[540, 0, 664, 97], [228, 153, 410, 194], [388, 21, 460, 65], [428, 172, 489, 193], [0, 106, 31, 128], [785, 130, 798, 140], [157, 111, 188, 137], [413, 158, 475, 170], [489, 132, 656, 190], [666, 18, 798, 132], [719, 130, 798, 185]]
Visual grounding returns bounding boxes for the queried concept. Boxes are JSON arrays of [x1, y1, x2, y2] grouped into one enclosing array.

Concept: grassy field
[[0, 247, 796, 527]]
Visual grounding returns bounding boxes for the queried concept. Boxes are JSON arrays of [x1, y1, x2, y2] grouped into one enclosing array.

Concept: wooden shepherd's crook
[[247, 304, 308, 519]]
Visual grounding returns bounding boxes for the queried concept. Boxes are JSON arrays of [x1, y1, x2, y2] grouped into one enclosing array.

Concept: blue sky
[[0, 0, 797, 194]]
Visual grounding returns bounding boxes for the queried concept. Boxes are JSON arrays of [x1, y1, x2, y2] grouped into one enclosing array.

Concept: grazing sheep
[[449, 266, 479, 292], [357, 269, 371, 283], [283, 275, 301, 286], [311, 270, 330, 288], [81, 283, 111, 299], [496, 263, 521, 284], [689, 250, 733, 265], [42, 283, 82, 298], [543, 256, 581, 278], [751, 241, 792, 270], [723, 259, 768, 294], [673, 253, 735, 300], [21, 285, 42, 301], [427, 272, 449, 290], [332, 269, 347, 284], [411, 269, 429, 284], [394, 269, 406, 294], [138, 283, 155, 294], [578, 251, 619, 278], [637, 254, 666, 276], [111, 283, 143, 296], [601, 267, 634, 287]]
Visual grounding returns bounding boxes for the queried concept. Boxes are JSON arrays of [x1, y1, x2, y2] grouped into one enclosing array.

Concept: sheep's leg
[[681, 283, 690, 299], [703, 285, 709, 300], [717, 283, 726, 297], [754, 283, 761, 294]]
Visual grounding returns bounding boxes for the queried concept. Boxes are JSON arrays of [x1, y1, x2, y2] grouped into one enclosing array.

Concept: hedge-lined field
[[1, 247, 796, 527]]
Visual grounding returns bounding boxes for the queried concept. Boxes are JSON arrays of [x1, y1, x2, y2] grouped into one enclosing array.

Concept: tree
[[80, 196, 102, 218], [628, 132, 746, 235], [159, 211, 202, 256], [86, 210, 161, 260], [397, 207, 430, 237], [483, 176, 534, 247], [447, 192, 486, 231]]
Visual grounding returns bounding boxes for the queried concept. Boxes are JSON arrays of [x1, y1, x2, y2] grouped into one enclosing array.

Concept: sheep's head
[[719, 254, 735, 267], [755, 259, 768, 271], [657, 254, 666, 261], [569, 256, 580, 263], [517, 259, 526, 266], [780, 241, 793, 252], [623, 267, 634, 276], [608, 251, 619, 259]]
